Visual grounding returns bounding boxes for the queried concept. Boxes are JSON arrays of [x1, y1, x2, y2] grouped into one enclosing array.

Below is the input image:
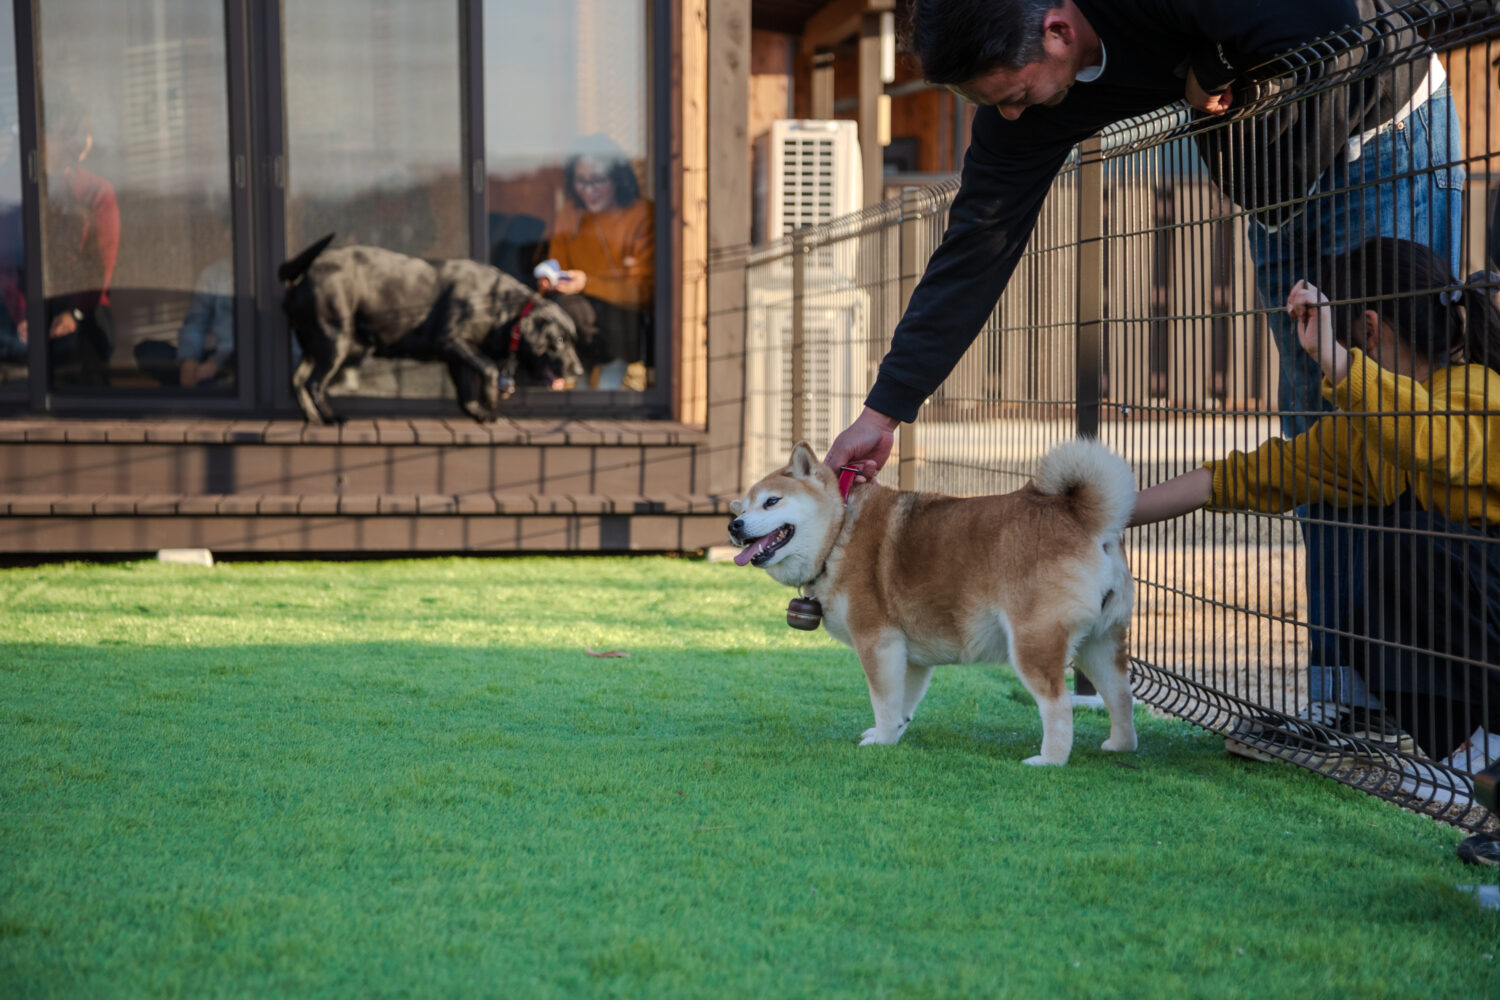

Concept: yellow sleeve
[[1206, 411, 1399, 513], [1332, 349, 1494, 488]]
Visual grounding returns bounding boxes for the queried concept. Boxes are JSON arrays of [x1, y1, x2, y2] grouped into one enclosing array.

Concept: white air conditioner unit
[[744, 285, 872, 482], [753, 119, 864, 244]]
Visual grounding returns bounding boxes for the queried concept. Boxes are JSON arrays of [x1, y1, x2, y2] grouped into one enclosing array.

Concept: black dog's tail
[[278, 233, 336, 284]]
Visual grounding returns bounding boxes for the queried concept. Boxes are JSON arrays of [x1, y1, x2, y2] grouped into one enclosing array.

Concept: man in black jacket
[[825, 0, 1462, 742]]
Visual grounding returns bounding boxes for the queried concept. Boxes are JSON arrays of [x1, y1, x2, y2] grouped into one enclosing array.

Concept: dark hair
[[562, 134, 640, 211], [907, 0, 1057, 84], [1322, 237, 1500, 373]]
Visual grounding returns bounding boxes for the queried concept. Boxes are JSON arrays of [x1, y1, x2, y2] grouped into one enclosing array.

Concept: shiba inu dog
[[728, 439, 1137, 766]]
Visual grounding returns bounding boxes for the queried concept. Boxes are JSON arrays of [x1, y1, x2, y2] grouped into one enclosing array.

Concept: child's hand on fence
[[1129, 467, 1213, 527], [1288, 279, 1348, 382]]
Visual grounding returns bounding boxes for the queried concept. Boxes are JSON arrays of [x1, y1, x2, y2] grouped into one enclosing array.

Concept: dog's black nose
[[728, 517, 744, 541]]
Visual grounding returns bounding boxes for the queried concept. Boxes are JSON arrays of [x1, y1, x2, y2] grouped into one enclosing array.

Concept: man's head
[[911, 0, 1091, 120]]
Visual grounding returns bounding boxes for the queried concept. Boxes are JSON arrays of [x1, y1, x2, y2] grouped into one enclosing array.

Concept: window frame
[[1, 0, 676, 421]]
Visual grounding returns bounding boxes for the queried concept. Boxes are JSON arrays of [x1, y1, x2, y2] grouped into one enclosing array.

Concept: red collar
[[508, 299, 537, 354], [837, 465, 859, 503]]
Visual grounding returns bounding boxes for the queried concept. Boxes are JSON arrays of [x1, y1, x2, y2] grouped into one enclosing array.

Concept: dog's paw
[[1100, 736, 1138, 752], [1022, 754, 1065, 767], [859, 728, 902, 746]]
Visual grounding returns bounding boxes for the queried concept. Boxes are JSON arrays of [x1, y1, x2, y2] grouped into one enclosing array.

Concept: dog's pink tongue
[[733, 535, 772, 566]]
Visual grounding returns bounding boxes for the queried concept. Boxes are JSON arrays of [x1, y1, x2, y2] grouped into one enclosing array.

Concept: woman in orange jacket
[[539, 136, 653, 391], [1133, 237, 1500, 861]]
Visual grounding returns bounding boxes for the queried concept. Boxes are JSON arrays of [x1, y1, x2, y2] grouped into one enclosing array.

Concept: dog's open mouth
[[733, 525, 795, 566]]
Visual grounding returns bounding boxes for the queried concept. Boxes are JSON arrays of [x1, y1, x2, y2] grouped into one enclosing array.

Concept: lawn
[[1, 556, 1497, 998]]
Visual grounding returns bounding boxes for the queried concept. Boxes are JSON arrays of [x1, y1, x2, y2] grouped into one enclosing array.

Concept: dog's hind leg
[[291, 356, 322, 423], [1075, 626, 1136, 753], [856, 630, 911, 746], [301, 350, 346, 424], [900, 662, 935, 733], [1009, 627, 1074, 766]]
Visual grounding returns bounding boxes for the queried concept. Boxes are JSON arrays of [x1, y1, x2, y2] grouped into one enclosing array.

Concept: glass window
[[281, 0, 465, 403], [0, 9, 24, 398], [36, 0, 236, 393], [484, 0, 656, 393]]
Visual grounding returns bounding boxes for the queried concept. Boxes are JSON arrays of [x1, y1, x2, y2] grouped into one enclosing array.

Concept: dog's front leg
[[856, 630, 910, 746], [443, 340, 501, 422]]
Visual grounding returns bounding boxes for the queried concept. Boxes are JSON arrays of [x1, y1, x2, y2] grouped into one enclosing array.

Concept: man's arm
[[863, 108, 1079, 426], [1179, 0, 1360, 96]]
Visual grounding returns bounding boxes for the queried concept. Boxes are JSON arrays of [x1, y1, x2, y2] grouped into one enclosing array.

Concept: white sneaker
[[1396, 758, 1472, 807], [1442, 727, 1500, 774], [1298, 701, 1344, 727]]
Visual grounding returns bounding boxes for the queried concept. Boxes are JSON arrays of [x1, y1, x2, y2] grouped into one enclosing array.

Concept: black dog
[[279, 234, 585, 423]]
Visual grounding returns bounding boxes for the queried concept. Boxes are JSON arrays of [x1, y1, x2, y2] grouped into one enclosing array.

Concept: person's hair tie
[[1439, 271, 1499, 306]]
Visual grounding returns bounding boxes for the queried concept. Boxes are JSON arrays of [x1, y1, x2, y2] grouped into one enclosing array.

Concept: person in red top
[[41, 97, 119, 386]]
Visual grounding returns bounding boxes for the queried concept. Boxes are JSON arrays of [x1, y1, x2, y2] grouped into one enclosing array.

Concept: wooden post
[[857, 12, 883, 206], [706, 0, 751, 495]]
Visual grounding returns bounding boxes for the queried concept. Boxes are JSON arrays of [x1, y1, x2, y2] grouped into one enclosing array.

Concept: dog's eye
[[764, 496, 779, 508]]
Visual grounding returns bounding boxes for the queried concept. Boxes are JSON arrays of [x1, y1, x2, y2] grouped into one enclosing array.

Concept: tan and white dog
[[728, 439, 1137, 766]]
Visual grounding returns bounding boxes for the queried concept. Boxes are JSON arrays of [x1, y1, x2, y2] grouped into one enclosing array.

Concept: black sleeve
[[1177, 0, 1361, 92], [864, 108, 1078, 423]]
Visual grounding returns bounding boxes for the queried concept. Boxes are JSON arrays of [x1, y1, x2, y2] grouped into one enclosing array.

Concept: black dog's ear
[[787, 441, 820, 479]]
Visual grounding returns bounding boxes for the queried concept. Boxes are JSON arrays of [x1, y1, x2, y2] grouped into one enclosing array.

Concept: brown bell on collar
[[786, 596, 823, 631]]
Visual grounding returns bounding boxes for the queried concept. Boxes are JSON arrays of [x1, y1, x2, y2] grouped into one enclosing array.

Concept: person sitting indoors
[[537, 134, 653, 391], [42, 95, 118, 386], [1130, 237, 1500, 866], [175, 256, 234, 389]]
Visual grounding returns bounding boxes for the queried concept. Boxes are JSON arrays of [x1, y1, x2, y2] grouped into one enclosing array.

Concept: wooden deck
[[0, 417, 733, 556]]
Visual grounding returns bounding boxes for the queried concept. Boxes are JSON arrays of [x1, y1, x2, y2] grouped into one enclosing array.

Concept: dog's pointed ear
[[729, 498, 744, 517], [787, 441, 820, 479]]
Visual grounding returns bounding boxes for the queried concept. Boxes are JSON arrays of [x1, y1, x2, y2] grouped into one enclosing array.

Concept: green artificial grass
[[1, 556, 1497, 998]]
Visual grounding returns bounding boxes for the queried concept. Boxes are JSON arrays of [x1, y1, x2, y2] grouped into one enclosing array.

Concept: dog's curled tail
[[1034, 438, 1137, 537], [277, 233, 336, 284]]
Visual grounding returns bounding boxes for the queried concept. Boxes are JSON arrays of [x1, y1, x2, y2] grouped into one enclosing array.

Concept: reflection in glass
[[0, 9, 24, 396], [36, 0, 236, 392], [484, 0, 655, 392], [282, 0, 465, 401]]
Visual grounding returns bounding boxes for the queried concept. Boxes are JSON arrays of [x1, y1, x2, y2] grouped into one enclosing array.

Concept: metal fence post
[[897, 190, 921, 491], [1074, 136, 1105, 699], [791, 229, 807, 446], [1076, 136, 1104, 440]]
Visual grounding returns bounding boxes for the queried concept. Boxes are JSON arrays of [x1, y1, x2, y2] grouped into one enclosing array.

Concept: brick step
[[0, 417, 710, 499], [0, 416, 731, 555]]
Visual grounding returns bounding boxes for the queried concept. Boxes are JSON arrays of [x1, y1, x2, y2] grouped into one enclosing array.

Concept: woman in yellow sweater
[[1133, 238, 1500, 854], [539, 136, 654, 391]]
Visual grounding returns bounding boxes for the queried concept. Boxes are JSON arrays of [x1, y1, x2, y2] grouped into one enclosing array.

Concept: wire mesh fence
[[728, 2, 1500, 831]]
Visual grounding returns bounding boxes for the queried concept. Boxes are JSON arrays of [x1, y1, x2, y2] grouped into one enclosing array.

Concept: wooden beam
[[799, 0, 894, 56], [809, 49, 835, 119], [857, 11, 883, 205], [706, 0, 751, 494]]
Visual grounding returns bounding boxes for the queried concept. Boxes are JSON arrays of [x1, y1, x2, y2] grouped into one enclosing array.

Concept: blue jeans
[[1250, 85, 1465, 709]]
